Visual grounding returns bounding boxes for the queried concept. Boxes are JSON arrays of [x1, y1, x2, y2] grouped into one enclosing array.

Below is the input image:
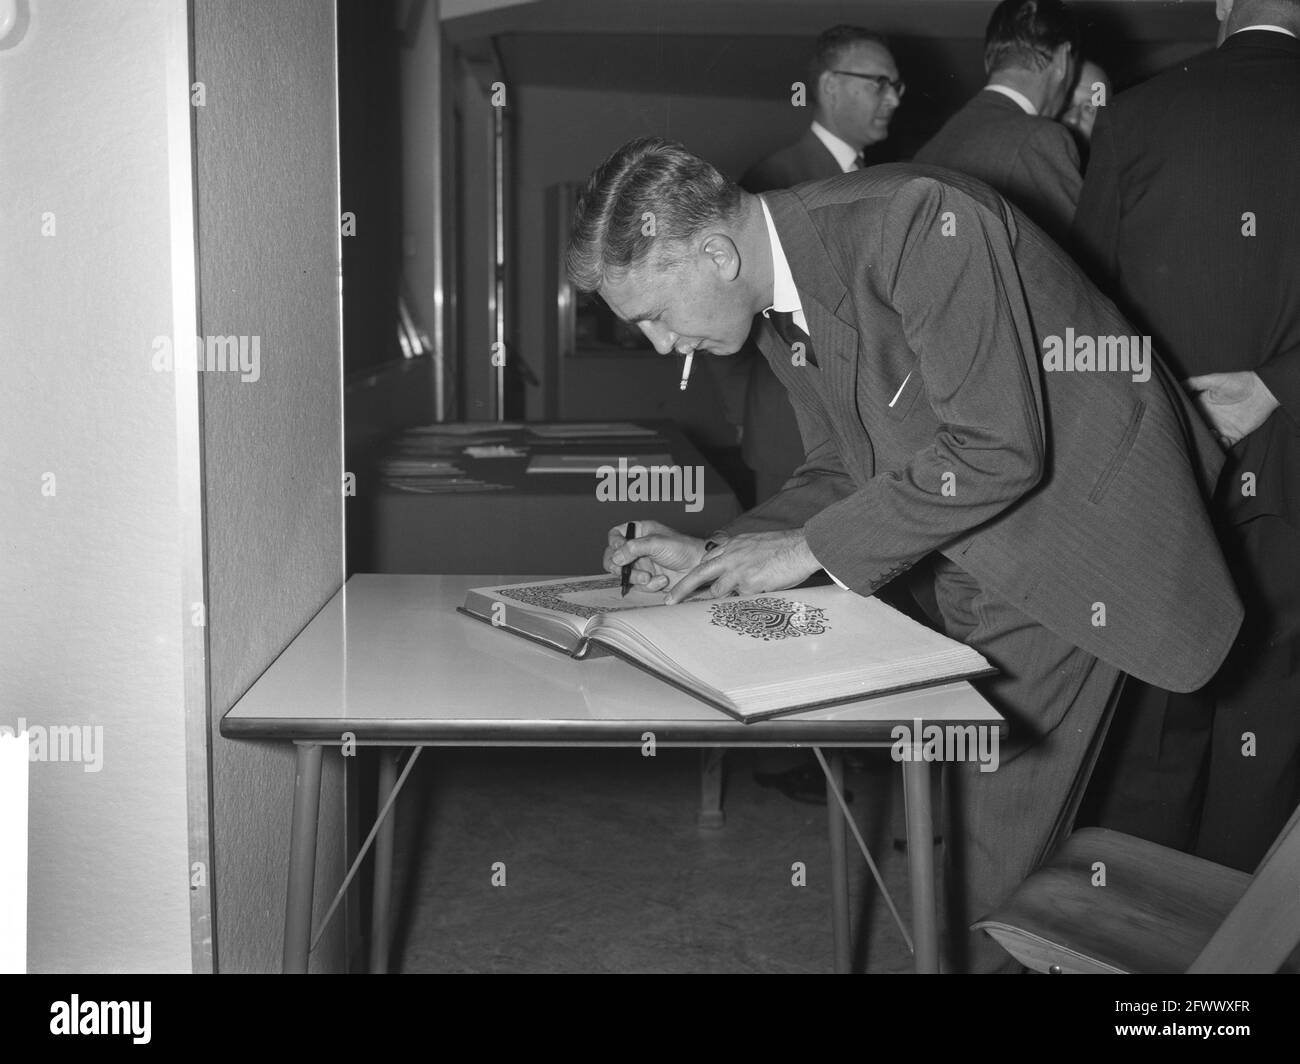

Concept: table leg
[[370, 749, 400, 973], [902, 757, 939, 974], [284, 742, 324, 973], [824, 748, 851, 973], [697, 748, 725, 829]]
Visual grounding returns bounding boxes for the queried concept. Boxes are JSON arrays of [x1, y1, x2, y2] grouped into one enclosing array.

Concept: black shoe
[[753, 765, 853, 806]]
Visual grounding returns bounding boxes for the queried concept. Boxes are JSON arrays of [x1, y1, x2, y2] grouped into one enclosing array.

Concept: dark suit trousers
[[913, 556, 1122, 973], [1083, 511, 1300, 871]]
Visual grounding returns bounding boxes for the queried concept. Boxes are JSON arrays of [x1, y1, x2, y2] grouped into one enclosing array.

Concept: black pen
[[620, 522, 636, 597]]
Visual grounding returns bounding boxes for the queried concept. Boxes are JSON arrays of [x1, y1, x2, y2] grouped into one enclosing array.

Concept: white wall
[[0, 0, 200, 973], [194, 0, 350, 972]]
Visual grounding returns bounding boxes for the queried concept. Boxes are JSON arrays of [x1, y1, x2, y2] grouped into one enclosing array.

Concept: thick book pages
[[460, 576, 668, 655], [460, 575, 994, 722]]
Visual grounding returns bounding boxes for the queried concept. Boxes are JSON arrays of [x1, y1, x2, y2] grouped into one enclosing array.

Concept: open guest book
[[459, 575, 994, 722]]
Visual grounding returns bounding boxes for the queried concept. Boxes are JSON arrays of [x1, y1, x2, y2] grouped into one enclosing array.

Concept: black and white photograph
[[2, 0, 1297, 1033]]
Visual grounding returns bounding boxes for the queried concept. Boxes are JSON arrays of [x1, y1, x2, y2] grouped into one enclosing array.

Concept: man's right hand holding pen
[[604, 520, 718, 597]]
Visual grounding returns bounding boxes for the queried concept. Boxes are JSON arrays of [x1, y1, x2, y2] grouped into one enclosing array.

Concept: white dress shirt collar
[[810, 121, 862, 173], [760, 197, 834, 592], [983, 84, 1038, 116], [1231, 24, 1298, 38], [759, 198, 808, 332]]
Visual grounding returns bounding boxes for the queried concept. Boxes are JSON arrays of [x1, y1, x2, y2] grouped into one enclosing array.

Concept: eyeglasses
[[830, 71, 906, 98]]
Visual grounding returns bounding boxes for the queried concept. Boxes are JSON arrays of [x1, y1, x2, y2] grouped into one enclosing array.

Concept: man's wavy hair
[[566, 138, 743, 294], [984, 0, 1079, 75]]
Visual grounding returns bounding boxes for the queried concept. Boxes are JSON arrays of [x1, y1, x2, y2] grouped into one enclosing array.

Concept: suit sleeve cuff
[[1256, 352, 1300, 426], [803, 498, 922, 596]]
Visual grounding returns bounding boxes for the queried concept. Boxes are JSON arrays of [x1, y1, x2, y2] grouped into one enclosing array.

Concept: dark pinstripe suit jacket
[[915, 89, 1081, 247], [720, 164, 1242, 692]]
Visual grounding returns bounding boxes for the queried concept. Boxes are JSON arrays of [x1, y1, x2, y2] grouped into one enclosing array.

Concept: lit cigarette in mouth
[[679, 351, 694, 391]]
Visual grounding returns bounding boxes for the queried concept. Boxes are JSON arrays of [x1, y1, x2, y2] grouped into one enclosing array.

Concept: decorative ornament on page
[[708, 598, 830, 640]]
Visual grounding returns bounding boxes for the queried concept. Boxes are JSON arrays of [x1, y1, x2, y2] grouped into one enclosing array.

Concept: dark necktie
[[851, 152, 865, 171], [768, 309, 818, 368]]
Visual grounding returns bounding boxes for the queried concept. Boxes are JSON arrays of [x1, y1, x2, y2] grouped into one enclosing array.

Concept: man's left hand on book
[[665, 529, 821, 604], [604, 522, 821, 604]]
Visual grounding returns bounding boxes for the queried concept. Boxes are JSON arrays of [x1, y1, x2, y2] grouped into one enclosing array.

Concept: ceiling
[[445, 0, 1219, 43], [445, 1, 1219, 95]]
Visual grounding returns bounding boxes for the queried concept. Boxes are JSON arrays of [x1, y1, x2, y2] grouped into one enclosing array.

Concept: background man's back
[[1073, 23, 1300, 870]]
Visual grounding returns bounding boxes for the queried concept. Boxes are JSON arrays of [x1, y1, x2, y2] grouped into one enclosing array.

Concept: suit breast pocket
[[881, 366, 923, 422], [1089, 401, 1146, 504], [856, 364, 931, 461]]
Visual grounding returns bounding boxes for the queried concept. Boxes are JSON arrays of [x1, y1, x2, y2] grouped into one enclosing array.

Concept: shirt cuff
[[804, 527, 850, 590], [825, 568, 850, 591]]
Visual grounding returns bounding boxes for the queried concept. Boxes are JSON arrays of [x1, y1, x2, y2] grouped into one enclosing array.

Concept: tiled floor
[[386, 747, 921, 974]]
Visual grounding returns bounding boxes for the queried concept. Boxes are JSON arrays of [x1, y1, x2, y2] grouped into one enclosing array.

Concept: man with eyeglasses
[[741, 26, 903, 196], [709, 26, 904, 806], [916, 0, 1082, 246]]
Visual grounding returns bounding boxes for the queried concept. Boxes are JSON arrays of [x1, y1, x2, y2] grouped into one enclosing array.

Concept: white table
[[221, 574, 1003, 973]]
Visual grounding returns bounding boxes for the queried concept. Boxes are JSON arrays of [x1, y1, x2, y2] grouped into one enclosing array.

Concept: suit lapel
[[760, 189, 876, 482], [795, 129, 845, 182]]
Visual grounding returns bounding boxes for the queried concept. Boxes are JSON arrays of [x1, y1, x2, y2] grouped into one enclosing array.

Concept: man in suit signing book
[[915, 0, 1082, 245], [568, 138, 1242, 972]]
